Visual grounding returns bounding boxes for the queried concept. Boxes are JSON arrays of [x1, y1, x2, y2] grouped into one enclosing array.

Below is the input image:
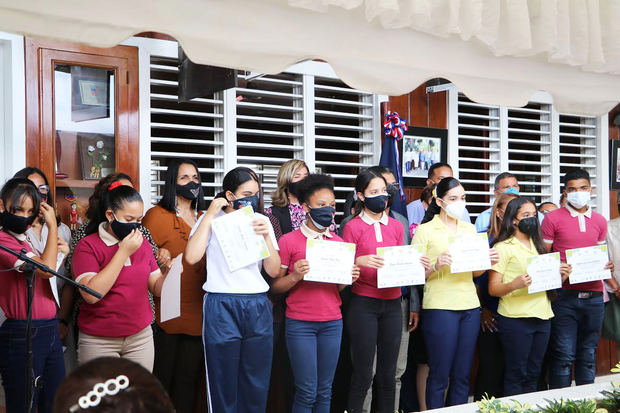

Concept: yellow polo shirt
[[412, 215, 480, 311], [492, 237, 553, 320]]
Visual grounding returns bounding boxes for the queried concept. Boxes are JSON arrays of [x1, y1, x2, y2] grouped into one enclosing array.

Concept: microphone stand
[[0, 244, 102, 413]]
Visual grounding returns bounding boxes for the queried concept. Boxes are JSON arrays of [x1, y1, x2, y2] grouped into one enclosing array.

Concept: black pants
[[346, 295, 402, 413], [473, 330, 504, 401], [153, 324, 205, 413]]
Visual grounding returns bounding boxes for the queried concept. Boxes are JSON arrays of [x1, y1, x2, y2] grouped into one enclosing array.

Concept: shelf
[[56, 179, 98, 189]]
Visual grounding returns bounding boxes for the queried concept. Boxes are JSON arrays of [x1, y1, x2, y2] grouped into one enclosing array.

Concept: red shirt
[[342, 213, 404, 300], [72, 224, 160, 337], [0, 230, 57, 319], [541, 206, 607, 292], [278, 227, 343, 321]]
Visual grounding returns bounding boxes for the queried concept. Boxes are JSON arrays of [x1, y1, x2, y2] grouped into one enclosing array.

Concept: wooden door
[[25, 38, 139, 228]]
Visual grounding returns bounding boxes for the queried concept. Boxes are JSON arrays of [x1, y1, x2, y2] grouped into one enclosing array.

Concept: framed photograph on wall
[[610, 140, 620, 189], [401, 126, 448, 187]]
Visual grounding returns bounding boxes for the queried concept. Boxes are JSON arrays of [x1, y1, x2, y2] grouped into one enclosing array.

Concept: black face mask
[[110, 217, 141, 241], [517, 216, 538, 236], [1, 211, 36, 234], [232, 194, 260, 212], [364, 194, 388, 214], [288, 181, 302, 198], [176, 181, 201, 201], [386, 184, 399, 208], [308, 206, 335, 230]]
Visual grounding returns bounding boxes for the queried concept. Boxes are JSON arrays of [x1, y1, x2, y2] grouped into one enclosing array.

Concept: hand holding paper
[[376, 245, 426, 288], [566, 245, 611, 284], [449, 233, 491, 274], [305, 239, 356, 285]]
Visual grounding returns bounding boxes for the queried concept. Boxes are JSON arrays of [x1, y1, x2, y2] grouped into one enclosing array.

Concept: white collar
[[7, 229, 26, 241], [360, 210, 388, 226], [300, 221, 332, 239], [98, 222, 119, 246], [566, 203, 592, 219]]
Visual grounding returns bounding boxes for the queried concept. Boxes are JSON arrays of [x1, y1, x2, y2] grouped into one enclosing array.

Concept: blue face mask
[[308, 206, 335, 230], [232, 194, 260, 211], [503, 187, 520, 195]]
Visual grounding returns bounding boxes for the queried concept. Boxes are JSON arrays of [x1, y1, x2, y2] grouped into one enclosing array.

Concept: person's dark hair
[[563, 169, 591, 187], [368, 165, 394, 177], [214, 167, 264, 213], [53, 357, 174, 413], [492, 197, 546, 254], [0, 178, 41, 227], [297, 174, 334, 205], [353, 168, 388, 216], [559, 193, 566, 205], [421, 177, 462, 224], [14, 166, 53, 206], [85, 173, 133, 236], [104, 185, 143, 214], [427, 162, 452, 180], [420, 183, 436, 205], [538, 201, 556, 212], [158, 159, 206, 212], [494, 172, 517, 189]]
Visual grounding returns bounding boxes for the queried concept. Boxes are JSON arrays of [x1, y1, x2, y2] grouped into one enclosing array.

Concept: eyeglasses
[[38, 185, 50, 193]]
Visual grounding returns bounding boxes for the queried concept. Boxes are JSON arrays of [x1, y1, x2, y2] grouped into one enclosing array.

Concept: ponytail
[[85, 184, 142, 235], [421, 198, 442, 224], [420, 176, 462, 225], [352, 168, 387, 218]]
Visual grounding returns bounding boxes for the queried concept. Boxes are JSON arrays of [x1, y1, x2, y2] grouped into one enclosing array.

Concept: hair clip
[[432, 188, 438, 198], [108, 181, 123, 192], [69, 375, 129, 412]]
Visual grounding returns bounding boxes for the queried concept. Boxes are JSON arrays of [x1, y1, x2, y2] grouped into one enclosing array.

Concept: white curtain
[[1, 0, 619, 114]]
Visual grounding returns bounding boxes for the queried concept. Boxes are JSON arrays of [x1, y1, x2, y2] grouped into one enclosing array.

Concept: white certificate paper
[[566, 245, 611, 284], [526, 252, 562, 294], [376, 245, 425, 288], [305, 238, 356, 285], [211, 206, 270, 272], [448, 233, 491, 274], [160, 254, 183, 323]]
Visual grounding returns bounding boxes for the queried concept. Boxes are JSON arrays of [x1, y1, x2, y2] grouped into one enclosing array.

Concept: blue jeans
[[286, 318, 343, 413], [422, 308, 480, 409], [0, 318, 65, 413], [549, 292, 604, 388], [499, 316, 551, 396]]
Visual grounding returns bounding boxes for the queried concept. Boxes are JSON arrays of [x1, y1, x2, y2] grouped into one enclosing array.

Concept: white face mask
[[439, 199, 466, 220], [567, 191, 591, 209]]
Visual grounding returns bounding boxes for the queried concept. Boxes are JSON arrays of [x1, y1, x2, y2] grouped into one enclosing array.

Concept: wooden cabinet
[[25, 38, 139, 228]]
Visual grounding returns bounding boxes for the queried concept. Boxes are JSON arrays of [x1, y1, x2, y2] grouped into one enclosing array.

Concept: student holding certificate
[[541, 169, 615, 389], [488, 197, 571, 396], [342, 169, 431, 413], [185, 167, 280, 413], [412, 177, 499, 409], [271, 174, 359, 413]]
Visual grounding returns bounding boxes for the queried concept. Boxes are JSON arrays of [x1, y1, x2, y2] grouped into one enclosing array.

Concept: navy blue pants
[[202, 293, 273, 413], [0, 318, 65, 413], [286, 318, 342, 413], [422, 308, 480, 409], [549, 292, 604, 388], [499, 315, 551, 396]]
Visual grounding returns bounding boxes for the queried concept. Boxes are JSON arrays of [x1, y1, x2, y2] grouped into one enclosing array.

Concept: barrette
[[69, 375, 129, 412], [108, 181, 123, 191]]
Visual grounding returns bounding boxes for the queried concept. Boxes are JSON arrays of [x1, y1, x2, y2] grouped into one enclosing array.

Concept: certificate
[[448, 233, 491, 274], [161, 254, 183, 322], [376, 245, 425, 288], [305, 238, 356, 285], [211, 206, 270, 272], [526, 252, 562, 294], [566, 245, 611, 284]]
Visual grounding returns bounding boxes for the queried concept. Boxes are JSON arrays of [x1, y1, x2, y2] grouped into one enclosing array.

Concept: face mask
[[503, 187, 520, 196], [176, 181, 201, 201], [1, 211, 36, 234], [110, 213, 141, 241], [386, 184, 399, 208], [567, 191, 590, 209], [288, 181, 302, 198], [364, 194, 388, 214], [440, 199, 466, 220], [308, 206, 335, 230], [517, 216, 538, 236], [232, 194, 260, 211]]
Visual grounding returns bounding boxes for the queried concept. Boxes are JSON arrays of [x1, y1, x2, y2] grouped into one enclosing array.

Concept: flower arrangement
[[87, 140, 109, 179]]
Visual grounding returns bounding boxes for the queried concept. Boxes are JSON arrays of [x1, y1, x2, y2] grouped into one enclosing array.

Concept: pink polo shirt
[[278, 224, 343, 322], [72, 223, 160, 337], [342, 212, 404, 300], [541, 205, 607, 292], [0, 230, 57, 320]]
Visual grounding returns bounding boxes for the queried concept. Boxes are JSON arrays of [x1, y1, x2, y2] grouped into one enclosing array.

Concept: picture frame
[[77, 132, 115, 180], [71, 66, 111, 122], [610, 139, 620, 189], [400, 126, 448, 187]]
